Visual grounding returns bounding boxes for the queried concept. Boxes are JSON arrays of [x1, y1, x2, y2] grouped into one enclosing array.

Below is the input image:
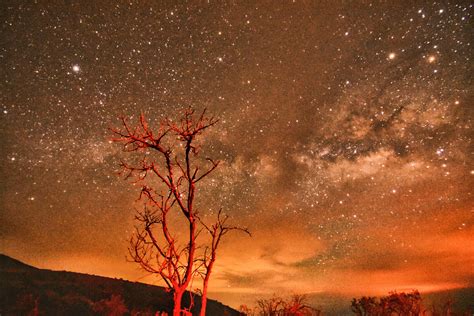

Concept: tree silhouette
[[256, 296, 284, 316], [112, 108, 249, 316], [382, 291, 422, 316], [253, 294, 319, 316], [282, 294, 321, 316], [351, 290, 423, 316], [351, 296, 379, 316]]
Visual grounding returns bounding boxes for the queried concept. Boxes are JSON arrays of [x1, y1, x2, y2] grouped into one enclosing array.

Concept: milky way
[[0, 1, 472, 309]]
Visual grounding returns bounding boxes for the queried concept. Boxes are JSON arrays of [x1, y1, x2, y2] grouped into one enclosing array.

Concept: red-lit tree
[[112, 108, 248, 316], [282, 294, 321, 316], [197, 209, 250, 316]]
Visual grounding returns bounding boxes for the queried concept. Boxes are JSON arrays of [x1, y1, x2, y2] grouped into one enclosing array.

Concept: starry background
[[0, 0, 473, 311]]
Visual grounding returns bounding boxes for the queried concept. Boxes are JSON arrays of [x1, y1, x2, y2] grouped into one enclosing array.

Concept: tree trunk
[[199, 282, 208, 316], [199, 261, 214, 316], [173, 290, 183, 316]]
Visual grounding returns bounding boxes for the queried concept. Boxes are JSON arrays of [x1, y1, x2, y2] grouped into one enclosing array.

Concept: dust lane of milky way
[[0, 1, 472, 309]]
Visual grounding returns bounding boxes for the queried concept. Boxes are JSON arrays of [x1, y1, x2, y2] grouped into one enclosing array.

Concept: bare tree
[[257, 296, 284, 316], [197, 209, 250, 316], [239, 304, 255, 315], [282, 294, 320, 316], [255, 295, 319, 316], [111, 108, 248, 316]]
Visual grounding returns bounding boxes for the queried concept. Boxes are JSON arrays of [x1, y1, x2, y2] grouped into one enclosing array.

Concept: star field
[[0, 1, 473, 310]]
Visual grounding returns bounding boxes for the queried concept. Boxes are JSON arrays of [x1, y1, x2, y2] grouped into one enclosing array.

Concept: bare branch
[[195, 158, 221, 183]]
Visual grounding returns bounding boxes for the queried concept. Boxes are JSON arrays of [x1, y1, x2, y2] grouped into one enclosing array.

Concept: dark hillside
[[0, 254, 37, 272], [0, 254, 240, 316]]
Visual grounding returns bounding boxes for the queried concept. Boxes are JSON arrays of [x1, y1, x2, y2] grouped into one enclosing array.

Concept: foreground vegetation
[[239, 291, 472, 316], [350, 290, 472, 316], [2, 254, 472, 315]]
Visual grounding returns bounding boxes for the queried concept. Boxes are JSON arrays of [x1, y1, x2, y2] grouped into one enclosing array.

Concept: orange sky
[[1, 1, 473, 311]]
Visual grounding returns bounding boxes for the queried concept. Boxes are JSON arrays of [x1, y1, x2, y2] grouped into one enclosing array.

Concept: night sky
[[1, 1, 473, 310]]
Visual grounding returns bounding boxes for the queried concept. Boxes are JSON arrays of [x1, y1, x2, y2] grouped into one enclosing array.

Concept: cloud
[[221, 270, 276, 289]]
